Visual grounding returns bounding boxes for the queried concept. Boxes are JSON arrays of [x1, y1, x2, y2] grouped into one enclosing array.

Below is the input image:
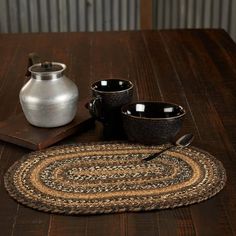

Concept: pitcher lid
[[28, 62, 66, 80], [29, 62, 66, 73]]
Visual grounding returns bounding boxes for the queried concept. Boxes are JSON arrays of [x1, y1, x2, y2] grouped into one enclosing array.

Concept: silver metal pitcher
[[20, 53, 79, 128]]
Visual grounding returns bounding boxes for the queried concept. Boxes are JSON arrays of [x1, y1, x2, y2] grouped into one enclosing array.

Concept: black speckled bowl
[[121, 101, 186, 144]]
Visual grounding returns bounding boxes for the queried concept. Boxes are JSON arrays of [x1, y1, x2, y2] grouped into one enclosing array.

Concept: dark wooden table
[[0, 29, 236, 236]]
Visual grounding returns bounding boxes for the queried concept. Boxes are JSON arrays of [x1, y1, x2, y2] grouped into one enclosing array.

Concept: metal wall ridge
[[153, 0, 236, 41], [0, 0, 235, 41], [0, 0, 140, 33]]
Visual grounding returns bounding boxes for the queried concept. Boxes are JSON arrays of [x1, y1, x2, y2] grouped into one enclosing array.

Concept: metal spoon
[[142, 133, 194, 162]]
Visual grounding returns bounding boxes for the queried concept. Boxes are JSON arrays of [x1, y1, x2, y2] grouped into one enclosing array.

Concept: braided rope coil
[[4, 143, 226, 215]]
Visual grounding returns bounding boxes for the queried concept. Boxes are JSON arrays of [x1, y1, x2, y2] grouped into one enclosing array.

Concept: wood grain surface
[[0, 29, 236, 236]]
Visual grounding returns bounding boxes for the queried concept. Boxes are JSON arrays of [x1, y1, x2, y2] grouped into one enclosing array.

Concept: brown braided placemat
[[4, 143, 226, 215]]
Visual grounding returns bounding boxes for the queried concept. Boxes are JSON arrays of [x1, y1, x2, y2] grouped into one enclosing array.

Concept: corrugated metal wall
[[0, 0, 140, 33], [153, 0, 236, 40], [0, 0, 235, 41]]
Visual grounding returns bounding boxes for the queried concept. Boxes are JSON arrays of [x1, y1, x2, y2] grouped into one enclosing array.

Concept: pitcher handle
[[25, 53, 41, 78]]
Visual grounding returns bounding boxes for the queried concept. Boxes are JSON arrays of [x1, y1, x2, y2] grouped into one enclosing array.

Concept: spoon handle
[[142, 145, 174, 162]]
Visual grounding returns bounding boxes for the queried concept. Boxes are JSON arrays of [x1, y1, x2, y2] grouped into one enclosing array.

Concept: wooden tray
[[0, 100, 94, 150]]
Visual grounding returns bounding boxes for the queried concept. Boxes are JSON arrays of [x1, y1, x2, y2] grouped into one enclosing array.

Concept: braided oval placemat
[[4, 143, 226, 215]]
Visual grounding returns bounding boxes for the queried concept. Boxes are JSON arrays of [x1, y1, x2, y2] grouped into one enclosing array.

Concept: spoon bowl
[[143, 133, 194, 161], [176, 133, 194, 146]]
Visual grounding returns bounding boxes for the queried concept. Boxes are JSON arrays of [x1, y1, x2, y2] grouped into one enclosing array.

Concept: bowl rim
[[91, 79, 134, 94], [121, 101, 186, 120]]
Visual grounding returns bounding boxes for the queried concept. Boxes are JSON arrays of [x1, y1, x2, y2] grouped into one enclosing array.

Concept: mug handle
[[88, 96, 103, 120]]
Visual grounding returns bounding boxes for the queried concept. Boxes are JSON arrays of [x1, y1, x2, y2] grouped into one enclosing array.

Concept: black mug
[[88, 79, 133, 139]]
